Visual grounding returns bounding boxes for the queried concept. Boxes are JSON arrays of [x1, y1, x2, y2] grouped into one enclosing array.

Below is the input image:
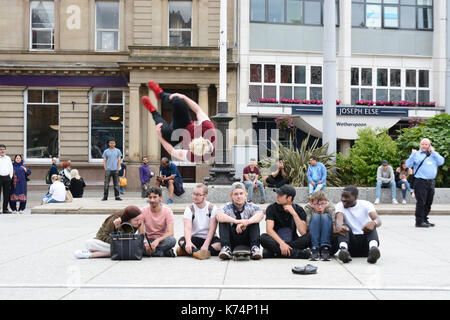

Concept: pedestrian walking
[[0, 144, 13, 214]]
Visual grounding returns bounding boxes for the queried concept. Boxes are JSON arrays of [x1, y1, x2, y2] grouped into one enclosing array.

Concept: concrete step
[[30, 197, 450, 215]]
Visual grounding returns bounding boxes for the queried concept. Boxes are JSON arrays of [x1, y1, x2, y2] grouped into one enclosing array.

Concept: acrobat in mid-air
[[142, 81, 216, 163]]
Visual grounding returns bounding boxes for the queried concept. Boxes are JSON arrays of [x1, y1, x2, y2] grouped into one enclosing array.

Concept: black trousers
[[266, 176, 291, 188], [0, 176, 11, 211], [414, 178, 435, 224], [260, 233, 310, 254], [219, 222, 260, 249], [151, 92, 192, 144], [337, 227, 379, 258], [178, 236, 221, 256], [104, 170, 120, 199]]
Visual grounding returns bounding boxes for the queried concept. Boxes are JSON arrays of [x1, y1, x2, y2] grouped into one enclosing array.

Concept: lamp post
[[323, 0, 337, 157], [204, 0, 239, 185]]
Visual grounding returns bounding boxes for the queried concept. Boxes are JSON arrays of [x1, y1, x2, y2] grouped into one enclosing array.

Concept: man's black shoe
[[2, 210, 12, 214], [338, 248, 352, 263], [425, 221, 435, 227], [367, 246, 381, 264], [115, 197, 123, 201], [293, 248, 311, 259], [415, 222, 429, 228], [101, 198, 107, 201], [262, 248, 275, 259]]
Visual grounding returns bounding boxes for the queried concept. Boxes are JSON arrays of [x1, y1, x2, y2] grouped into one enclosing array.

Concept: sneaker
[[115, 197, 123, 201], [367, 246, 381, 264], [148, 80, 163, 99], [374, 198, 380, 205], [410, 191, 415, 198], [402, 199, 407, 205], [163, 249, 176, 257], [193, 250, 211, 260], [392, 199, 399, 204], [338, 247, 352, 263], [142, 95, 156, 113], [219, 246, 232, 260], [320, 246, 331, 261], [293, 248, 311, 259], [176, 246, 190, 257], [74, 250, 92, 259], [262, 248, 275, 259], [167, 199, 174, 204], [310, 247, 320, 261], [250, 246, 262, 260], [101, 198, 107, 201]]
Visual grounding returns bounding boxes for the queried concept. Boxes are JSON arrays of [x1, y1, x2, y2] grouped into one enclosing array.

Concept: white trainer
[[74, 250, 92, 259], [374, 198, 380, 205], [392, 199, 399, 204]]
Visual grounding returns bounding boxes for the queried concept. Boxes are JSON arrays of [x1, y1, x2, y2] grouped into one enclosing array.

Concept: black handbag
[[110, 222, 144, 260]]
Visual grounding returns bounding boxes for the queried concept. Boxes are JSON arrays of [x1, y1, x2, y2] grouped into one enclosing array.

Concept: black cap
[[274, 185, 296, 199]]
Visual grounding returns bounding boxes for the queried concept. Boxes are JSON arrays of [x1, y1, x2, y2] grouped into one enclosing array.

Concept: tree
[[337, 127, 400, 186]]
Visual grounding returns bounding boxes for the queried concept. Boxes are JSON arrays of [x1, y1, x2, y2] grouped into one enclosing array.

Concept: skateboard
[[232, 245, 251, 261]]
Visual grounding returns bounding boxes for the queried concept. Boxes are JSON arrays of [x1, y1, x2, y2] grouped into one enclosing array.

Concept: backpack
[[189, 203, 215, 221]]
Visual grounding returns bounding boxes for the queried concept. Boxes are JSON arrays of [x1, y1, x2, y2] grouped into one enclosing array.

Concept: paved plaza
[[0, 191, 449, 300]]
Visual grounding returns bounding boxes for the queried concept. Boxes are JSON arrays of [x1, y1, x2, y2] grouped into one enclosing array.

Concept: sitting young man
[[156, 157, 184, 204], [215, 182, 265, 260], [177, 184, 221, 260], [335, 186, 382, 264], [265, 158, 291, 188], [139, 187, 176, 257], [260, 185, 311, 259]]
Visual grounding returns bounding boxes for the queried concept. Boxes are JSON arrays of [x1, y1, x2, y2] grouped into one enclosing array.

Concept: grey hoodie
[[377, 165, 395, 184]]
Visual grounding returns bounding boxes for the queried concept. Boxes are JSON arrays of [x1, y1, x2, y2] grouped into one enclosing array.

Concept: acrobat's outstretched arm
[[155, 123, 188, 162], [169, 93, 209, 123]]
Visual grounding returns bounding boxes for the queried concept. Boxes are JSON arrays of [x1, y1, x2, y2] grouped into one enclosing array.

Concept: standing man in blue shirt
[[102, 139, 123, 201], [406, 138, 445, 228], [307, 156, 327, 196]]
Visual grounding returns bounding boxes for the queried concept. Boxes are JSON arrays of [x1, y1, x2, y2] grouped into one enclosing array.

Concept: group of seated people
[[74, 183, 382, 265], [42, 158, 86, 204]]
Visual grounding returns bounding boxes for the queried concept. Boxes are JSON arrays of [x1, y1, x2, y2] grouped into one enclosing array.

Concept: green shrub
[[396, 113, 450, 187], [260, 134, 342, 187], [337, 127, 400, 186]]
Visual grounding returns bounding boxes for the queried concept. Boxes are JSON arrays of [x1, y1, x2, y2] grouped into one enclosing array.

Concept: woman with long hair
[[42, 174, 66, 204], [396, 160, 415, 204], [74, 205, 142, 259], [10, 154, 31, 214], [68, 169, 86, 198]]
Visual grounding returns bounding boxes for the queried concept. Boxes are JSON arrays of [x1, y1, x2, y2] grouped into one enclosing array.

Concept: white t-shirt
[[49, 181, 67, 202], [335, 200, 376, 235], [183, 201, 218, 239]]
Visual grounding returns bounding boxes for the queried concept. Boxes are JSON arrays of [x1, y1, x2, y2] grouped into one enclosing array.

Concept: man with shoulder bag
[[406, 139, 445, 228]]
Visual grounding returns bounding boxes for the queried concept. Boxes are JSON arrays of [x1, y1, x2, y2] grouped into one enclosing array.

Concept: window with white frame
[[352, 0, 433, 30], [249, 64, 322, 102], [169, 1, 192, 46], [25, 89, 59, 159], [350, 67, 431, 103], [96, 1, 119, 51], [90, 89, 124, 160], [30, 1, 55, 50]]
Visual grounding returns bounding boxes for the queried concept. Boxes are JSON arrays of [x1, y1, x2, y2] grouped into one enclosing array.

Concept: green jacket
[[95, 214, 139, 243]]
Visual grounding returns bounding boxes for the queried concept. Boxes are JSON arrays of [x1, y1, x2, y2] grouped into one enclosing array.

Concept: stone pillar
[[147, 86, 160, 162], [340, 140, 352, 157], [338, 0, 352, 105], [128, 83, 141, 161], [198, 84, 210, 116]]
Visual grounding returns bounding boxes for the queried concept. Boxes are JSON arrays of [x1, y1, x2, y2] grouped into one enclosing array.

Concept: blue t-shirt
[[102, 148, 122, 171], [160, 162, 183, 182]]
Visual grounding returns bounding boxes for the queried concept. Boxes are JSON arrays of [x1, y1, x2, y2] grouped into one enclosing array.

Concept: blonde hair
[[70, 169, 81, 180], [189, 137, 213, 157], [308, 190, 328, 203], [51, 174, 61, 182]]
